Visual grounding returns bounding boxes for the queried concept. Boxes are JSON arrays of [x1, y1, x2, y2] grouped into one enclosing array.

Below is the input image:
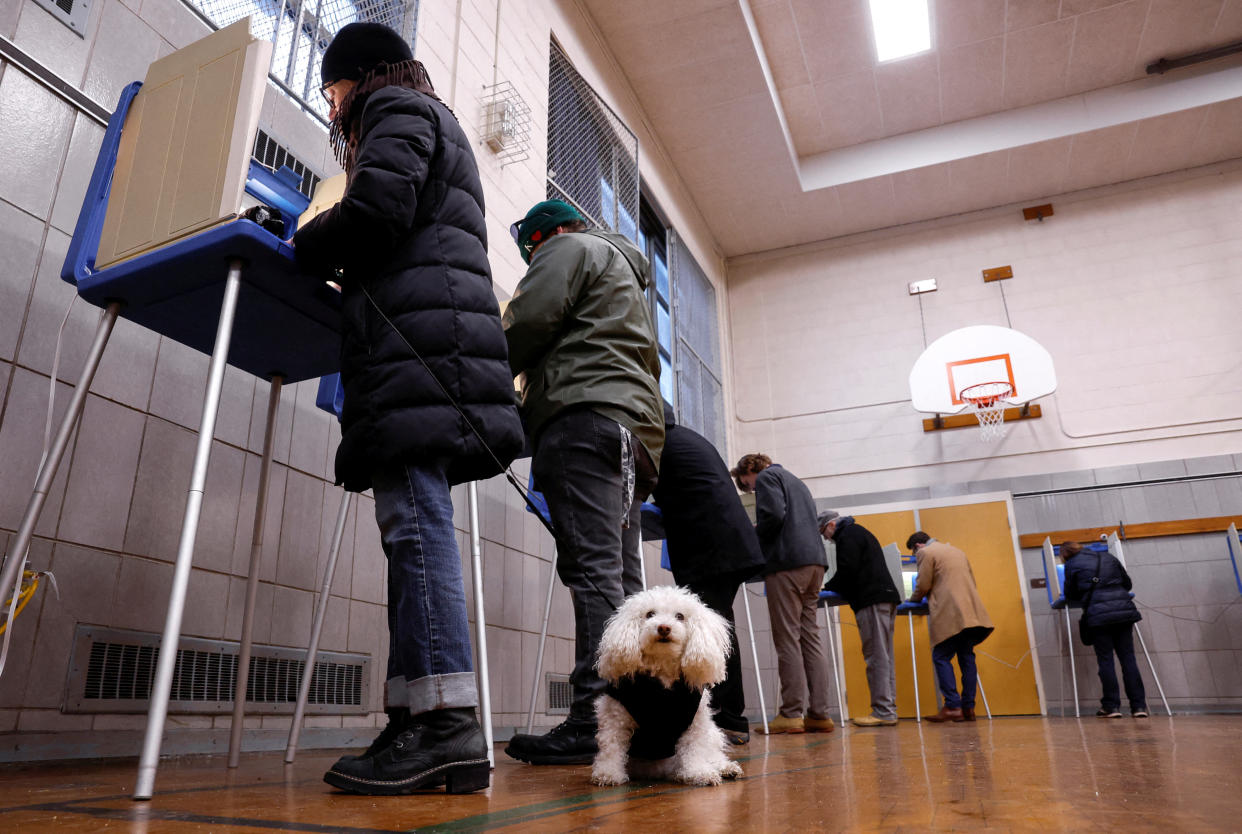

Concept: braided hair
[[328, 58, 446, 172]]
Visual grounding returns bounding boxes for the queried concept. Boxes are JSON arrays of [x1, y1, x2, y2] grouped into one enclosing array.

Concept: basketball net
[[960, 382, 1013, 441]]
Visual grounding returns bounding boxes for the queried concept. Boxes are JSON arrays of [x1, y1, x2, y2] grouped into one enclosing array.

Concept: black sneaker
[[504, 718, 598, 765], [1132, 709, 1149, 718], [323, 708, 490, 795], [1096, 708, 1122, 718]]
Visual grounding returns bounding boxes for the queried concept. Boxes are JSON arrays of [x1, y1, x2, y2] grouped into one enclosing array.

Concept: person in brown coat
[[906, 532, 994, 722]]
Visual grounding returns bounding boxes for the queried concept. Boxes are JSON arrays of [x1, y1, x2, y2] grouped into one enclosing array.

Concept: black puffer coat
[[1064, 550, 1142, 628], [294, 86, 524, 491], [651, 409, 764, 586]]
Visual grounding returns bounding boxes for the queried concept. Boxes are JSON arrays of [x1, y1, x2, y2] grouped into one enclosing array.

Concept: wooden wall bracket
[[922, 403, 1042, 432], [1017, 515, 1242, 549]]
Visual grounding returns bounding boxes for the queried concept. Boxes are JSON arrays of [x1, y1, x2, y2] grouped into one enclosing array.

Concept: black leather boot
[[503, 717, 598, 765], [333, 708, 411, 767], [323, 708, 490, 795]]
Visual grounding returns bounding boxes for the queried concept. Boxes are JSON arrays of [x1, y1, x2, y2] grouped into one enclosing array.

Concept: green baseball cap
[[510, 200, 585, 264]]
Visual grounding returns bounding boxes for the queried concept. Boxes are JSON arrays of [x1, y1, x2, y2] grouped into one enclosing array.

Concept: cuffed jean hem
[[388, 672, 479, 713]]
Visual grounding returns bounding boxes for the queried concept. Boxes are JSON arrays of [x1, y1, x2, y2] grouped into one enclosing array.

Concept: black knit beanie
[[321, 22, 413, 84]]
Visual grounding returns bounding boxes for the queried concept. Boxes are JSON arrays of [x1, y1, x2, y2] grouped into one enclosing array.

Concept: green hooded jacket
[[503, 229, 665, 468]]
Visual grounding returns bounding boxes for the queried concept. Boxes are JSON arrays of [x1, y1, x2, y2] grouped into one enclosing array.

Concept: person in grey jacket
[[502, 200, 664, 765], [732, 454, 833, 735]]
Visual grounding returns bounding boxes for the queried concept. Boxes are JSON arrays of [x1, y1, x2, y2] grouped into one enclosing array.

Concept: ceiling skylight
[[868, 0, 932, 62]]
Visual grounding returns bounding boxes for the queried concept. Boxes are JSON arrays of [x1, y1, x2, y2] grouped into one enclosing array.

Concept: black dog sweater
[[604, 674, 703, 761]]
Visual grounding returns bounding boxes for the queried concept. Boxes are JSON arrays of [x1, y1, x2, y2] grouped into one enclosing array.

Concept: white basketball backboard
[[909, 325, 1056, 414]]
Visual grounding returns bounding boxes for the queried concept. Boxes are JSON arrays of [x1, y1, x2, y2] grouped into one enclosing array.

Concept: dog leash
[[360, 283, 622, 612]]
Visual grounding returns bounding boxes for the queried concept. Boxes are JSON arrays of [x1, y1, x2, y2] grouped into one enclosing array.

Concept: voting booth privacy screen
[[96, 19, 271, 269]]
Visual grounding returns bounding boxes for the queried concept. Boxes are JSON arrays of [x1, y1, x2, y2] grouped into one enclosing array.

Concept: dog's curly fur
[[591, 585, 743, 787]]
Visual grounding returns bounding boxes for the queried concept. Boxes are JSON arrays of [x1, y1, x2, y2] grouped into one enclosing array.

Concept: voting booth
[[1043, 536, 1171, 717], [0, 20, 342, 799]]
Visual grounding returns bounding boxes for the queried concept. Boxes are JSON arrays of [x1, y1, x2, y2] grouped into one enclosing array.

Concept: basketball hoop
[[959, 381, 1014, 441]]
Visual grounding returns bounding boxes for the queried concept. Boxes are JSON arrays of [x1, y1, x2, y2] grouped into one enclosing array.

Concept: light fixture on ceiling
[[868, 0, 932, 63]]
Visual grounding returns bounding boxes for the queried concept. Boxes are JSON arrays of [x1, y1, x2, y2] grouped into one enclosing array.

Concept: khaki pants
[[764, 564, 831, 719]]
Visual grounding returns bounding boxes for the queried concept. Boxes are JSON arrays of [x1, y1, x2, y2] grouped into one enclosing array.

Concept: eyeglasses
[[319, 80, 335, 105], [508, 218, 523, 242]]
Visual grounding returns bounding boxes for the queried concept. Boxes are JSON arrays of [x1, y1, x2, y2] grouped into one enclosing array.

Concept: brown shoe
[[756, 715, 805, 734], [961, 708, 976, 722], [804, 716, 835, 733], [924, 706, 963, 723]]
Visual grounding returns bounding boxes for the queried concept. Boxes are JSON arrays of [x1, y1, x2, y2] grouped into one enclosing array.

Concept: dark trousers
[[932, 627, 989, 710], [532, 410, 656, 723], [1092, 622, 1147, 713], [683, 569, 754, 733]]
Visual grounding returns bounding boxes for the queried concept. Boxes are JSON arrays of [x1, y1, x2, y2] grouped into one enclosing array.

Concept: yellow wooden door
[[920, 502, 1040, 715], [834, 501, 1039, 718]]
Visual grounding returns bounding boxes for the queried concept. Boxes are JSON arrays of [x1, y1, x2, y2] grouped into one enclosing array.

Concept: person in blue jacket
[[1062, 541, 1148, 718]]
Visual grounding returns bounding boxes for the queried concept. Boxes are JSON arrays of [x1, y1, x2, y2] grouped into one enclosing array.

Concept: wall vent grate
[[545, 673, 571, 715], [252, 129, 323, 199], [67, 625, 368, 714], [31, 0, 90, 37]]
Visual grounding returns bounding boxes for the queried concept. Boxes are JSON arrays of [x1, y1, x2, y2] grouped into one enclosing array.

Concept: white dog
[[591, 585, 743, 787]]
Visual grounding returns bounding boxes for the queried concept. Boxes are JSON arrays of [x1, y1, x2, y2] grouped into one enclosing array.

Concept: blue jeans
[[372, 458, 477, 714], [532, 409, 656, 722], [932, 627, 989, 710], [1092, 622, 1147, 713]]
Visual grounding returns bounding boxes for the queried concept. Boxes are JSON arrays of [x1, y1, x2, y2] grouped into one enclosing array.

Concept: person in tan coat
[[906, 532, 994, 723]]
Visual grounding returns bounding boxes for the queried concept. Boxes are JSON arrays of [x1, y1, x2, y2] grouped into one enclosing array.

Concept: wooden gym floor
[[0, 715, 1234, 832]]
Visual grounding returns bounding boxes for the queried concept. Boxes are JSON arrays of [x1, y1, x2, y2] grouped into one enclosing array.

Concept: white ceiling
[[581, 0, 1242, 256]]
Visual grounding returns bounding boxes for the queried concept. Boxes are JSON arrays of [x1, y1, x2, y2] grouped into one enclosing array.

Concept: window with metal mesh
[[670, 234, 725, 452], [179, 0, 421, 123], [546, 41, 639, 240], [640, 203, 675, 406]]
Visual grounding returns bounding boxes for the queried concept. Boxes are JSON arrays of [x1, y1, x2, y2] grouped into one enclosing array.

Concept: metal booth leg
[[525, 544, 558, 734], [823, 608, 846, 723], [1064, 608, 1079, 718], [228, 374, 283, 768], [1133, 625, 1172, 716], [908, 613, 920, 723], [285, 489, 352, 763], [467, 483, 494, 766], [0, 301, 120, 678], [976, 672, 992, 719], [135, 261, 244, 800], [740, 586, 768, 735]]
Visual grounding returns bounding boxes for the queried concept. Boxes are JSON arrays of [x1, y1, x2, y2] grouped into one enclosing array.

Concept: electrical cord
[[359, 283, 621, 612], [0, 294, 73, 675]]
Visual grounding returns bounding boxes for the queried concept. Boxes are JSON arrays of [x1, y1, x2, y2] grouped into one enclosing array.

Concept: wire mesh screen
[[547, 42, 639, 240], [671, 232, 726, 452], [178, 0, 420, 123]]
